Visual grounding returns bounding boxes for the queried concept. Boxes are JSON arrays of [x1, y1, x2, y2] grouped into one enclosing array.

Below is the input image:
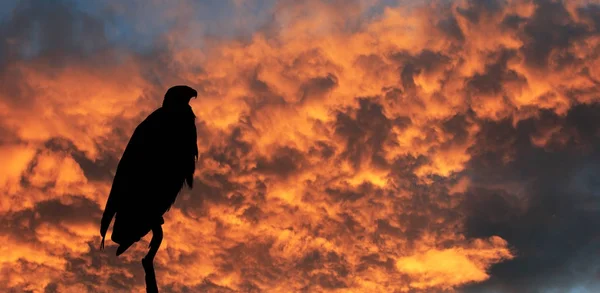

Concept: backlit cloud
[[1, 0, 599, 292]]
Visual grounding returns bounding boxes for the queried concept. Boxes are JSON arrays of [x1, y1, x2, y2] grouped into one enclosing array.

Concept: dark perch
[[142, 225, 163, 293]]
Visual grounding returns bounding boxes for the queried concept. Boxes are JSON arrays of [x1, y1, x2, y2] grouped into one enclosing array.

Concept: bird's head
[[162, 85, 197, 107]]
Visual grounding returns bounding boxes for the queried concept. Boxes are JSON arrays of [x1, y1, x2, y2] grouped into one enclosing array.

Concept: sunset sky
[[1, 0, 600, 292]]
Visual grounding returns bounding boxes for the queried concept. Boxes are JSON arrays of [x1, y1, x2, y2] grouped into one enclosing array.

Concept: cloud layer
[[1, 0, 599, 292]]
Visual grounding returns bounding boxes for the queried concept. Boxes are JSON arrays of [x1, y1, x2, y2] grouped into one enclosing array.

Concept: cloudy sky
[[1, 0, 599, 292]]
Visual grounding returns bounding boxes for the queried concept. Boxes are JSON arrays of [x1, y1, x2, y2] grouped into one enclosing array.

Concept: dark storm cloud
[[296, 250, 350, 290], [521, 0, 592, 69], [1, 196, 101, 245], [456, 0, 508, 24], [466, 49, 527, 96], [577, 4, 600, 31], [254, 146, 307, 178], [392, 49, 453, 95], [442, 113, 474, 146], [334, 98, 392, 168], [205, 127, 254, 172], [299, 73, 339, 102], [43, 137, 118, 181], [437, 14, 465, 42], [164, 280, 236, 293], [460, 105, 600, 292]]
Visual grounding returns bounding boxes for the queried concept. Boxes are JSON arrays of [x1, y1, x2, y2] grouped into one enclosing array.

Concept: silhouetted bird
[[99, 85, 198, 292]]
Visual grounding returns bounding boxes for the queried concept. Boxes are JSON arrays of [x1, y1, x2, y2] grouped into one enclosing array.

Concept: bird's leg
[[142, 224, 163, 293], [145, 224, 163, 262]]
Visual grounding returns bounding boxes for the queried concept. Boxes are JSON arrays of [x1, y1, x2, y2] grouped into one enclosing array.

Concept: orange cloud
[[2, 0, 600, 292], [396, 236, 513, 291]]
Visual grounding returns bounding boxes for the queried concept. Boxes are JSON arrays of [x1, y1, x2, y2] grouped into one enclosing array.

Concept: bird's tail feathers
[[100, 235, 105, 250]]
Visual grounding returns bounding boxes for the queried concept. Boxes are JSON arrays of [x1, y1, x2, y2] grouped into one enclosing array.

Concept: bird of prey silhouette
[[99, 85, 198, 292]]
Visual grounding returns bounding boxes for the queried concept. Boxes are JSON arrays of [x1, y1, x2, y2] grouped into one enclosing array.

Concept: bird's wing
[[185, 119, 198, 188], [99, 110, 163, 248]]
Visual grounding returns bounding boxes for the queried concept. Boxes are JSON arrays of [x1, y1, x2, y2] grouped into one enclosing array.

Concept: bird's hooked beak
[[188, 89, 198, 103]]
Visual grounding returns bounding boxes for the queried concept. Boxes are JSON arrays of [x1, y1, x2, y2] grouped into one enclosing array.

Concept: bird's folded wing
[[100, 111, 164, 241]]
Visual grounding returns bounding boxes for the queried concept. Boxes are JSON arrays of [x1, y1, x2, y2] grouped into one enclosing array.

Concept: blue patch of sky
[[66, 0, 278, 53], [363, 0, 401, 17], [205, 0, 276, 37], [68, 0, 168, 54], [566, 162, 600, 197], [0, 0, 19, 22], [3, 0, 397, 59], [19, 20, 41, 59]]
